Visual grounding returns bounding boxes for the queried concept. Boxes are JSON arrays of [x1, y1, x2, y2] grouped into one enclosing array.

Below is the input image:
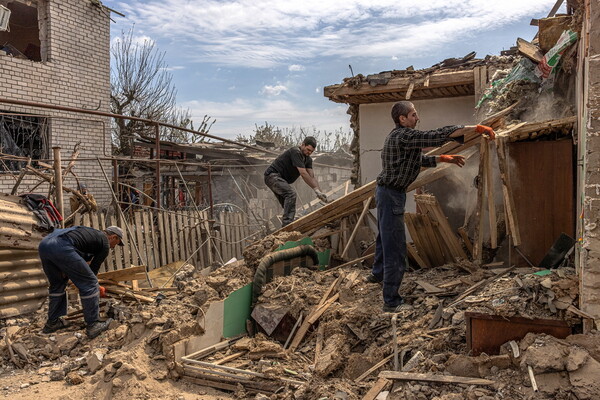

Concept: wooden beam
[[517, 38, 544, 63], [341, 198, 372, 259], [362, 377, 391, 400], [379, 371, 495, 386], [97, 265, 147, 282], [473, 138, 487, 262], [457, 227, 473, 256], [496, 138, 521, 246], [324, 70, 475, 98], [484, 141, 498, 249]]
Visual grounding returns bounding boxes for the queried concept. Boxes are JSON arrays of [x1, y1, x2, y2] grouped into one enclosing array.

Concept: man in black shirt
[[39, 225, 124, 338], [264, 136, 327, 227]]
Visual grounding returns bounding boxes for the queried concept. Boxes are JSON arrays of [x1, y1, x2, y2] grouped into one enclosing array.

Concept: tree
[[110, 28, 214, 155], [237, 123, 351, 153]]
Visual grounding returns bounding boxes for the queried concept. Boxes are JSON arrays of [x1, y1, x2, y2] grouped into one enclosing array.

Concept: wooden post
[[341, 198, 371, 259], [52, 147, 65, 228]]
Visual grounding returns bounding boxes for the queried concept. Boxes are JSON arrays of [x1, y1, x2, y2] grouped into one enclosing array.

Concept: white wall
[[358, 96, 477, 186]]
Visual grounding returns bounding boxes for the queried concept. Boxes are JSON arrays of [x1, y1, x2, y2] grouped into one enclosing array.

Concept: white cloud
[[181, 98, 349, 139], [115, 0, 558, 68], [289, 64, 306, 71], [261, 84, 288, 96]]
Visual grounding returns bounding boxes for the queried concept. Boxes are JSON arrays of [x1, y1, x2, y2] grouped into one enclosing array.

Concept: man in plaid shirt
[[367, 101, 495, 312]]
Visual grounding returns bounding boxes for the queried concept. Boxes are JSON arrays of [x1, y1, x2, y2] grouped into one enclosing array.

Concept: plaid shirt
[[376, 124, 464, 192]]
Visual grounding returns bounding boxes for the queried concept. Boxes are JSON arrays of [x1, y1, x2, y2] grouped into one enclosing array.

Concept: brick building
[[0, 0, 112, 208]]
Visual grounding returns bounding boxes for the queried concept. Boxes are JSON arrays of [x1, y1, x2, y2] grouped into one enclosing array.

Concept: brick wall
[[0, 0, 112, 209]]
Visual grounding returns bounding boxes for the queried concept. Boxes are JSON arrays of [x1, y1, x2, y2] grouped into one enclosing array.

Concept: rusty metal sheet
[[465, 312, 571, 356]]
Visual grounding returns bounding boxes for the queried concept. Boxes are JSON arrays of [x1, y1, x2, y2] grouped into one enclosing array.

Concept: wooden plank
[[98, 213, 114, 272], [485, 141, 498, 249], [177, 211, 186, 262], [473, 138, 487, 261], [133, 212, 144, 266], [149, 211, 160, 270], [194, 214, 205, 268], [517, 37, 544, 63], [108, 216, 123, 270], [203, 214, 214, 265], [416, 195, 467, 260], [420, 213, 448, 265], [415, 280, 445, 294], [379, 371, 495, 386], [163, 212, 173, 264], [362, 377, 391, 400], [141, 211, 154, 269], [407, 242, 428, 269], [405, 213, 432, 266], [497, 139, 521, 246], [157, 211, 167, 265], [98, 265, 147, 282], [457, 227, 473, 256], [118, 213, 131, 269], [341, 199, 371, 259], [170, 212, 179, 261]]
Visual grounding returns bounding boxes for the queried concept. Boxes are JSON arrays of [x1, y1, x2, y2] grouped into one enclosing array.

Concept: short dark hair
[[303, 136, 317, 148], [391, 101, 414, 123]]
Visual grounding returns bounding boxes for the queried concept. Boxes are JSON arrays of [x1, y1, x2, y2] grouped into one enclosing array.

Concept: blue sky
[[103, 0, 563, 140]]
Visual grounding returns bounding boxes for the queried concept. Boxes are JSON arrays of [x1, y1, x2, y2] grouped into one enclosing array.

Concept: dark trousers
[[264, 173, 297, 227], [371, 185, 407, 307], [39, 230, 100, 325]]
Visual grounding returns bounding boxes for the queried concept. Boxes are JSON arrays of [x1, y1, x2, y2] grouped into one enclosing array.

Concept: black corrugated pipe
[[252, 245, 320, 305]]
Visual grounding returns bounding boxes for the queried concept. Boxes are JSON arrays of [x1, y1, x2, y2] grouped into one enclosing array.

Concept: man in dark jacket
[[264, 136, 327, 227], [39, 225, 124, 338]]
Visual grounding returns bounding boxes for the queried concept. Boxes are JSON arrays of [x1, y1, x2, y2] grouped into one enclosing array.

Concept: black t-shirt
[[264, 147, 313, 184], [65, 226, 109, 275]]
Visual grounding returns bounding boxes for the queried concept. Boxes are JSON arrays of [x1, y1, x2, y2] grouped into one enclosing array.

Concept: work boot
[[364, 273, 382, 284], [382, 299, 405, 313], [86, 318, 113, 339], [42, 318, 69, 334]]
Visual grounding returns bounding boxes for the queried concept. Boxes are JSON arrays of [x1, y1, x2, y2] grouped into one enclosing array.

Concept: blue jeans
[[39, 229, 100, 325], [372, 185, 407, 308], [264, 173, 297, 227]]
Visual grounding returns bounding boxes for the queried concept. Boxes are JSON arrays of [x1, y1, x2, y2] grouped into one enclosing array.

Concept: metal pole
[[52, 147, 65, 228], [96, 157, 153, 287]]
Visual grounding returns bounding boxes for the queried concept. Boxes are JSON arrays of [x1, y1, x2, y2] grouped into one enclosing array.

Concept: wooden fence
[[74, 210, 253, 273]]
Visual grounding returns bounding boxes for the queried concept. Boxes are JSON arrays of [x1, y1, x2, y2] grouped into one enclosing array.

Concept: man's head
[[300, 136, 317, 156], [391, 101, 419, 128], [78, 182, 88, 194], [104, 226, 124, 248]]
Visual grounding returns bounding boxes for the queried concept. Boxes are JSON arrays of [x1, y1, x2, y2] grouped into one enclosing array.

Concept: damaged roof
[[324, 53, 515, 104]]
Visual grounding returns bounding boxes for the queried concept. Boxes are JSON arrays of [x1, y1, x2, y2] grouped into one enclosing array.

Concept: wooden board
[[508, 140, 574, 266], [379, 371, 495, 386], [465, 312, 571, 356]]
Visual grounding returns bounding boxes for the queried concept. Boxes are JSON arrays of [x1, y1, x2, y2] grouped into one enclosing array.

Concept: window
[[0, 0, 46, 62], [0, 112, 49, 172]]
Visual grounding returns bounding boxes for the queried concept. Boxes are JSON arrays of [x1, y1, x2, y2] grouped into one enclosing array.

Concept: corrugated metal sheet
[[0, 194, 46, 319]]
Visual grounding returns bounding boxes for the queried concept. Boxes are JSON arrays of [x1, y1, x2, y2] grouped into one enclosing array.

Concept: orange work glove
[[99, 286, 107, 298], [439, 154, 465, 167], [475, 125, 495, 140]]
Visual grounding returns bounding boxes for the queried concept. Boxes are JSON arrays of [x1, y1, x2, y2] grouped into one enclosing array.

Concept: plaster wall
[[358, 96, 476, 186]]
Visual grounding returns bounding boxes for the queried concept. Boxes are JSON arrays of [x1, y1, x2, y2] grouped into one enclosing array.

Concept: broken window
[[0, 112, 49, 172], [0, 0, 47, 62]]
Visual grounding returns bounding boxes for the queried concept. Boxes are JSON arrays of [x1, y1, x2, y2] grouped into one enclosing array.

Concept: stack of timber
[[406, 194, 468, 268]]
